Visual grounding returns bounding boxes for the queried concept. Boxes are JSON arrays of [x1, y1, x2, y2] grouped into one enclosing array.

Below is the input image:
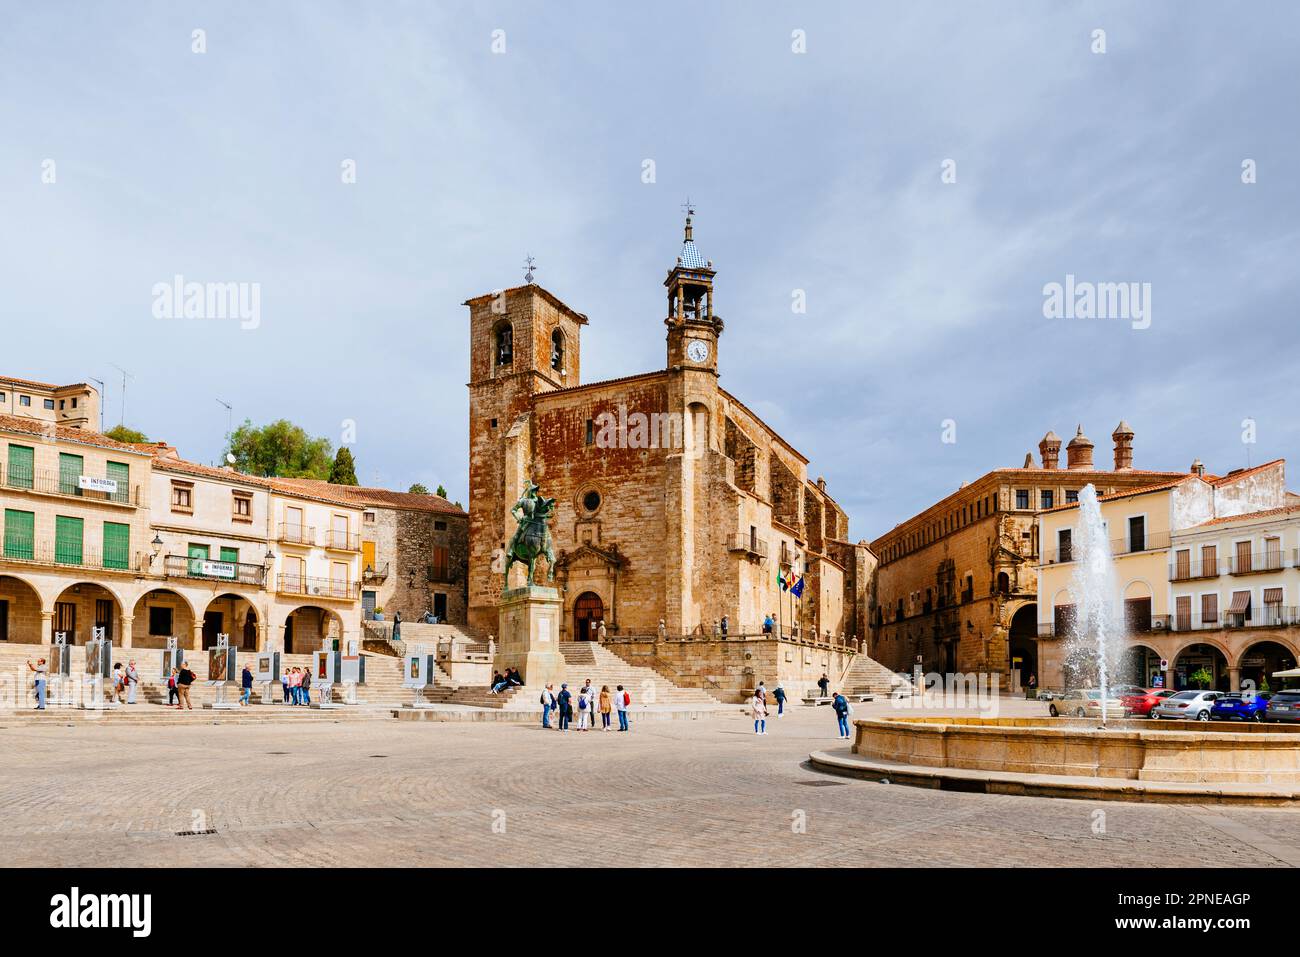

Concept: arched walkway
[[1007, 603, 1038, 688], [52, 582, 123, 645], [203, 594, 260, 651], [1237, 640, 1297, 693], [0, 574, 43, 644], [131, 588, 197, 650], [1172, 642, 1231, 692], [573, 591, 604, 641], [1118, 643, 1163, 688], [282, 605, 342, 654]]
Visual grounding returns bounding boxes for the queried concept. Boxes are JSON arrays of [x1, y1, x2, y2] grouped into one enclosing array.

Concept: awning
[[1228, 591, 1252, 613], [1273, 668, 1300, 678], [1264, 587, 1284, 604]]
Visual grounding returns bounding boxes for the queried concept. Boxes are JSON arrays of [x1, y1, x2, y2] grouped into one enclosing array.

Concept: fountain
[[1063, 484, 1122, 724]]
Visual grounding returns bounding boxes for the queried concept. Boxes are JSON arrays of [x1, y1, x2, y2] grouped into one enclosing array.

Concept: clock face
[[686, 339, 710, 363]]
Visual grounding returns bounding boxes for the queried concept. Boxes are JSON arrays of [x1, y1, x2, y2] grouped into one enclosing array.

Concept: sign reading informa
[[79, 475, 119, 494], [200, 561, 237, 579]]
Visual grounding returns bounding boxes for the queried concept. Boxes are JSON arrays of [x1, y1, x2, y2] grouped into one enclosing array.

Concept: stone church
[[466, 213, 872, 643]]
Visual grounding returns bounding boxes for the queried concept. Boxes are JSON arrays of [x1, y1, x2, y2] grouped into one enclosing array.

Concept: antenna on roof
[[89, 377, 105, 431], [216, 398, 233, 445], [108, 364, 133, 427]]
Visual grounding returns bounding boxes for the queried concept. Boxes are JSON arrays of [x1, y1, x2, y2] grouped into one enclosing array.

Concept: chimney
[[1111, 420, 1135, 470], [1022, 452, 1034, 469], [1191, 458, 1206, 478], [1038, 431, 1062, 469], [1066, 425, 1094, 470]]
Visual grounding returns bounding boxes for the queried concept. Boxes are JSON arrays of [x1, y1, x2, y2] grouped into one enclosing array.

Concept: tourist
[[720, 615, 729, 637], [489, 670, 510, 695], [125, 659, 139, 704], [557, 683, 572, 731], [27, 657, 47, 710], [281, 667, 290, 703], [111, 663, 126, 703], [286, 667, 298, 704], [817, 673, 830, 699], [756, 680, 767, 704], [167, 668, 179, 706], [301, 666, 312, 706], [751, 689, 768, 735], [773, 681, 787, 716], [392, 611, 402, 644], [240, 662, 254, 705], [507, 667, 523, 687], [597, 620, 607, 642], [540, 684, 556, 728], [577, 686, 591, 730], [580, 678, 594, 711], [615, 684, 630, 731], [762, 614, 773, 634], [176, 661, 196, 710], [832, 690, 851, 739], [599, 684, 612, 730]]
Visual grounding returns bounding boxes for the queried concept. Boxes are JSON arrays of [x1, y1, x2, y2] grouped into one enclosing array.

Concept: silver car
[[1150, 690, 1220, 721]]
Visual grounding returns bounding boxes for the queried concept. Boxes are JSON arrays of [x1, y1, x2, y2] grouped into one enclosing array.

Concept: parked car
[[1048, 689, 1125, 718], [1121, 687, 1177, 717], [1151, 690, 1220, 720], [1036, 689, 1068, 701], [1211, 693, 1271, 721], [1265, 690, 1300, 723], [1111, 684, 1148, 699]]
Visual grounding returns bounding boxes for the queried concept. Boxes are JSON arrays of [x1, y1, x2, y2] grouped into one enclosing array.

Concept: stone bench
[[802, 695, 832, 706]]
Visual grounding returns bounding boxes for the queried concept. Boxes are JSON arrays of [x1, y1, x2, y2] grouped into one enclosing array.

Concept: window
[[105, 461, 129, 503], [1128, 516, 1145, 552], [102, 522, 130, 570], [585, 419, 594, 446], [232, 491, 252, 522], [434, 520, 446, 531], [18, 395, 31, 407], [1065, 489, 1078, 504], [582, 489, 601, 513], [363, 511, 376, 524], [495, 324, 513, 366], [0, 392, 5, 402], [1174, 548, 1190, 580], [54, 515, 83, 565], [431, 545, 450, 582], [3, 508, 35, 560], [1015, 489, 1030, 510], [1201, 593, 1218, 626], [1040, 489, 1054, 509], [1057, 529, 1072, 563], [58, 452, 84, 496], [220, 546, 239, 565], [551, 328, 565, 372], [71, 397, 78, 408], [148, 607, 173, 637], [55, 602, 76, 638], [171, 481, 193, 513], [43, 399, 55, 410], [6, 444, 34, 489], [59, 400, 65, 410], [1265, 537, 1282, 570]]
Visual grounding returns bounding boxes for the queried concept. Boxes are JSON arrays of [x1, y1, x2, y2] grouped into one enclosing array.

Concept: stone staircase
[[840, 653, 915, 698], [559, 642, 723, 706]]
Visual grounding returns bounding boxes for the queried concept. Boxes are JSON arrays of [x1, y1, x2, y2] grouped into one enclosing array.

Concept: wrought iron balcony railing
[[1, 461, 142, 506], [163, 554, 266, 586], [277, 523, 316, 546], [323, 529, 361, 551], [275, 574, 355, 600], [1, 535, 141, 573]]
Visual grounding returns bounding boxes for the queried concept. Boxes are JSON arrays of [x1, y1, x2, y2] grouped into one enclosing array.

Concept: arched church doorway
[[573, 592, 604, 641]]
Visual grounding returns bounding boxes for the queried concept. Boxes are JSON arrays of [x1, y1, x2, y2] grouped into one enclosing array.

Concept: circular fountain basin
[[808, 716, 1300, 804]]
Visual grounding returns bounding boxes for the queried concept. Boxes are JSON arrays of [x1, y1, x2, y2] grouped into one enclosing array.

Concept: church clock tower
[[664, 206, 723, 374]]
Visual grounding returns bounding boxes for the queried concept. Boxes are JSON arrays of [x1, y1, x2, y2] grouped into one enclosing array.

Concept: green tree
[[104, 424, 149, 444], [1189, 667, 1214, 690], [408, 482, 429, 495], [225, 419, 333, 479], [435, 484, 448, 498], [329, 447, 359, 485]]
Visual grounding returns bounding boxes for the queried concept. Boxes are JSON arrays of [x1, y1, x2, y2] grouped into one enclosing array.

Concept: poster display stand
[[49, 632, 71, 706], [402, 650, 436, 709], [80, 628, 116, 711], [206, 634, 241, 710], [255, 650, 281, 704], [311, 648, 342, 709]]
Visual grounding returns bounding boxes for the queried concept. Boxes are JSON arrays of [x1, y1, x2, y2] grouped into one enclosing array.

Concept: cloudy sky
[[2, 1, 1296, 541]]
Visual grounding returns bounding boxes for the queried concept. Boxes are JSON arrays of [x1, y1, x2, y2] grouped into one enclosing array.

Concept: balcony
[[729, 534, 768, 561], [1168, 607, 1299, 631], [323, 529, 361, 552], [1169, 559, 1220, 582], [362, 562, 389, 583], [277, 523, 316, 546], [1225, 552, 1289, 576], [1, 461, 142, 506], [1111, 530, 1171, 556], [162, 554, 266, 586], [1, 536, 142, 574], [275, 574, 356, 600]]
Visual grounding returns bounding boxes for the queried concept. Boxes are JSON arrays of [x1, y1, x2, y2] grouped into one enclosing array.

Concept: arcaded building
[[465, 214, 872, 643]]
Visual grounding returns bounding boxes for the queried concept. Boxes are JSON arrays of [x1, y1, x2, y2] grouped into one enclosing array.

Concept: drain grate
[[368, 754, 389, 758], [175, 829, 218, 837], [797, 780, 847, 787], [266, 751, 290, 755]]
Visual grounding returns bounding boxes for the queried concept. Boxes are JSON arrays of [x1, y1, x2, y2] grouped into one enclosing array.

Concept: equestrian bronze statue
[[503, 479, 556, 591]]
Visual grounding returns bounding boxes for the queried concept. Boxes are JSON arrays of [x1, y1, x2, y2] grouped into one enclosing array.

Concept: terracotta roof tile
[[0, 414, 149, 455], [1039, 477, 1193, 513], [1192, 504, 1300, 528], [274, 478, 465, 515]]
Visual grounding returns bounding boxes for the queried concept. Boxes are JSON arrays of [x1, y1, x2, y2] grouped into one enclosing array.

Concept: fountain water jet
[[1064, 484, 1125, 725]]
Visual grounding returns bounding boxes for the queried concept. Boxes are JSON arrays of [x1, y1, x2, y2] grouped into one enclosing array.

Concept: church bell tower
[[665, 206, 722, 374]]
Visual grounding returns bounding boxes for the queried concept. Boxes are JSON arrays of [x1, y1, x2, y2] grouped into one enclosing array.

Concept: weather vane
[[523, 255, 537, 284], [681, 197, 695, 218]]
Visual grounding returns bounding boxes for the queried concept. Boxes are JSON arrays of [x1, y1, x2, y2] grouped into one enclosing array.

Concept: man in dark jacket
[[818, 673, 830, 699], [832, 691, 851, 739], [176, 662, 196, 710], [240, 663, 254, 705], [557, 683, 572, 731]]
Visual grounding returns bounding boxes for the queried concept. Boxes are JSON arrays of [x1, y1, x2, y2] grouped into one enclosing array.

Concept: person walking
[[599, 684, 612, 731], [301, 666, 312, 706], [762, 613, 773, 634], [615, 684, 630, 732], [755, 681, 767, 705], [751, 689, 768, 735], [240, 662, 254, 705], [576, 686, 591, 731], [773, 681, 787, 717], [125, 659, 140, 704], [176, 661, 196, 710], [167, 668, 179, 706], [540, 684, 556, 729], [557, 683, 572, 731], [817, 672, 830, 699], [27, 657, 48, 710], [832, 690, 852, 739]]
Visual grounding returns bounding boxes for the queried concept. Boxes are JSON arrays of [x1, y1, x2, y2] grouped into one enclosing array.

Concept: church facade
[[466, 215, 872, 644]]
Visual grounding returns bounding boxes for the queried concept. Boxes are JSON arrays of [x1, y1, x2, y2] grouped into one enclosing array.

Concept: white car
[[1047, 689, 1125, 718], [1150, 690, 1220, 721]]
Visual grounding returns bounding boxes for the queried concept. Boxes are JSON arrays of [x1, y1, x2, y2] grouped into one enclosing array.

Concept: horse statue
[[503, 479, 557, 592]]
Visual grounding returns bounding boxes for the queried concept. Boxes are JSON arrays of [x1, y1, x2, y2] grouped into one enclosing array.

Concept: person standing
[[27, 657, 48, 711], [751, 689, 768, 735], [720, 615, 729, 637], [657, 619, 667, 641], [832, 690, 851, 739], [540, 684, 556, 729], [125, 659, 140, 705], [301, 666, 312, 706], [615, 684, 630, 732], [762, 614, 773, 634], [557, 683, 572, 731], [773, 681, 787, 717], [755, 681, 767, 705], [167, 668, 179, 706], [281, 667, 290, 704], [599, 684, 612, 731], [391, 611, 402, 644], [176, 661, 196, 710], [240, 662, 254, 705], [597, 620, 607, 643], [111, 663, 126, 704], [817, 672, 830, 699], [577, 686, 591, 731]]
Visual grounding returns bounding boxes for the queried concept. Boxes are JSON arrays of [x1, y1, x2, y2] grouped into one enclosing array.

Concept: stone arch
[[0, 573, 45, 643], [1122, 578, 1153, 600], [1235, 637, 1300, 690], [1118, 641, 1163, 686], [492, 319, 514, 374], [1007, 602, 1038, 687], [1171, 639, 1232, 692], [203, 593, 261, 651], [281, 605, 344, 655], [571, 590, 605, 641], [52, 581, 127, 645], [687, 401, 710, 454], [550, 326, 565, 373], [131, 587, 199, 650]]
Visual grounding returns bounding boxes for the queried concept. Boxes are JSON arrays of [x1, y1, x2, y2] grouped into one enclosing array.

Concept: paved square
[[4, 707, 1300, 867]]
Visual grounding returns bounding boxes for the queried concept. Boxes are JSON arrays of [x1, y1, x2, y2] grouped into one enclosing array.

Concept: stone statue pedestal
[[497, 586, 565, 688]]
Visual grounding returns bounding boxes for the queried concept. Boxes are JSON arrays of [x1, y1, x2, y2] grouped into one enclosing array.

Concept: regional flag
[[778, 568, 788, 591]]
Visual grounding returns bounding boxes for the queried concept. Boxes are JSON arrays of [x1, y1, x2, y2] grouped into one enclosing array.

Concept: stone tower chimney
[[1022, 452, 1034, 469], [1112, 420, 1135, 470], [1038, 431, 1062, 469], [1066, 425, 1094, 470], [1191, 458, 1206, 478]]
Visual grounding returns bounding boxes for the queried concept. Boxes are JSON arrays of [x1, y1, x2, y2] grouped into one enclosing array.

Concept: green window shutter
[[7, 445, 34, 490], [219, 546, 239, 563], [58, 453, 84, 496], [103, 522, 130, 570], [105, 461, 129, 504], [55, 516, 83, 565], [188, 543, 209, 576], [3, 509, 35, 560]]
